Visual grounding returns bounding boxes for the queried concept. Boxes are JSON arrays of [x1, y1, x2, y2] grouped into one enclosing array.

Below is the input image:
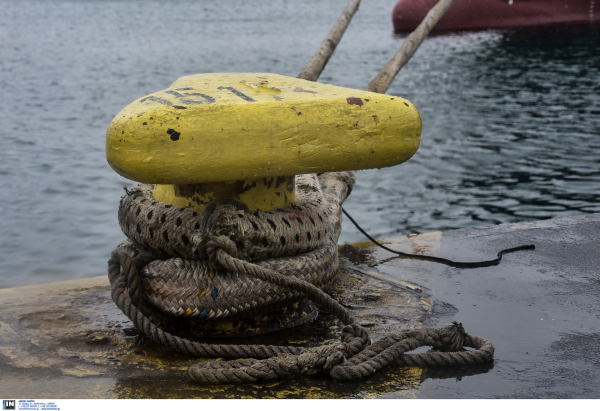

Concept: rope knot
[[206, 235, 238, 269], [435, 321, 467, 352], [202, 199, 253, 268], [297, 340, 348, 375]]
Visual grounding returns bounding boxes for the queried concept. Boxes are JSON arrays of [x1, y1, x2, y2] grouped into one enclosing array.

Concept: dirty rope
[[108, 172, 495, 384]]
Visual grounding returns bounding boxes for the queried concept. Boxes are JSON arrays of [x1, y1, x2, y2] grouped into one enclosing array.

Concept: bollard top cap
[[106, 73, 421, 184]]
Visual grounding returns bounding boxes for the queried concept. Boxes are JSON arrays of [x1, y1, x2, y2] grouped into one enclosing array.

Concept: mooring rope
[[104, 0, 515, 385], [109, 240, 494, 383], [108, 172, 497, 384]]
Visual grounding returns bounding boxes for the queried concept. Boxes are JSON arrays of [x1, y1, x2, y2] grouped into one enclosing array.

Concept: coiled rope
[[108, 171, 497, 384]]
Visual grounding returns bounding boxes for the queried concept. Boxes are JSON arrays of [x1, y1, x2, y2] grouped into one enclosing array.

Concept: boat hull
[[393, 0, 599, 32]]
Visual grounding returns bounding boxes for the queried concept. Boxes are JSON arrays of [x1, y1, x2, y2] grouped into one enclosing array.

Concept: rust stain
[[285, 175, 295, 193], [263, 177, 275, 190], [239, 180, 257, 192], [287, 209, 314, 221], [174, 183, 202, 198], [346, 97, 363, 107], [275, 175, 292, 189], [174, 180, 257, 199]]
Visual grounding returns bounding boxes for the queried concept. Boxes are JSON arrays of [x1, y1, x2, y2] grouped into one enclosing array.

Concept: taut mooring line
[[299, 0, 456, 93], [366, 0, 455, 93], [298, 0, 362, 81]]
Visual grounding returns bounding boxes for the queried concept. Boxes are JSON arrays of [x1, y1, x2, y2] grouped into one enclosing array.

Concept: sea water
[[1, 0, 599, 288]]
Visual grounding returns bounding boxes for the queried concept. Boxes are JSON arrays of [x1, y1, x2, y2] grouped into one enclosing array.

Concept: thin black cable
[[342, 208, 535, 269]]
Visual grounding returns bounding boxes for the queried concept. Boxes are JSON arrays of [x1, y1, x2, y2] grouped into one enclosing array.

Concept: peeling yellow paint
[[153, 175, 295, 212], [106, 73, 422, 185]]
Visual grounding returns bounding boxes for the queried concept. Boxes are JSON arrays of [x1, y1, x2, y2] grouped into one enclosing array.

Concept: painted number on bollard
[[139, 86, 254, 109], [217, 86, 255, 102]]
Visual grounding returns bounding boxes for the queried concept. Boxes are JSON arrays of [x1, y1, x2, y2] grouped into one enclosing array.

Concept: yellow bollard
[[107, 73, 421, 212], [107, 72, 422, 335]]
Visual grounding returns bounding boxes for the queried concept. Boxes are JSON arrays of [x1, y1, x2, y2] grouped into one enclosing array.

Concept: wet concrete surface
[[340, 213, 600, 398], [0, 261, 433, 398], [0, 214, 598, 398]]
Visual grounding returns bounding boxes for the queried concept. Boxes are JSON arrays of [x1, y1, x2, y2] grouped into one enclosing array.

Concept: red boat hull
[[393, 0, 599, 32]]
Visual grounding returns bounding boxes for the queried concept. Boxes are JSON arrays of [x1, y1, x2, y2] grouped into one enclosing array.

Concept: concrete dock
[[1, 213, 598, 398]]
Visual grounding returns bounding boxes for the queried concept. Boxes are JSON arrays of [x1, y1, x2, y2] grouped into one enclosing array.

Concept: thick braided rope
[[108, 243, 304, 359], [207, 244, 354, 326], [119, 174, 334, 261], [109, 171, 495, 383], [140, 239, 339, 319], [118, 173, 347, 319], [107, 172, 353, 359]]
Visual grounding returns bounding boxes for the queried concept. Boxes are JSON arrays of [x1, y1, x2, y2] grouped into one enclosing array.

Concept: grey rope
[[187, 244, 495, 383], [108, 172, 495, 384], [108, 243, 304, 359]]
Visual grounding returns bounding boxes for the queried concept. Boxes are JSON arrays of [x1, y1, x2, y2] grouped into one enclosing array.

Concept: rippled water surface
[[1, 0, 599, 288]]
